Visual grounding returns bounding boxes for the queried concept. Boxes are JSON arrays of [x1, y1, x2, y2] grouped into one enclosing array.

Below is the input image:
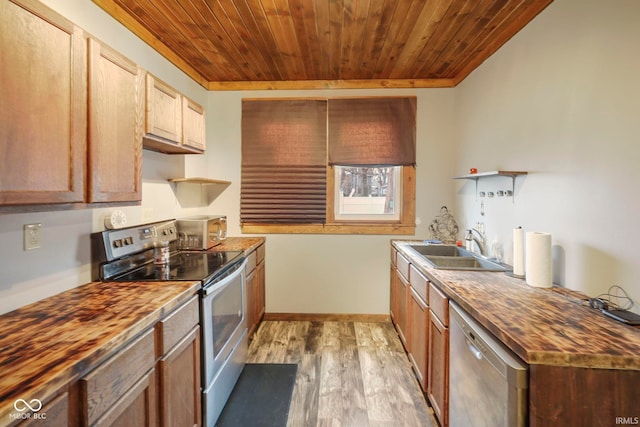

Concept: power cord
[[589, 285, 635, 311]]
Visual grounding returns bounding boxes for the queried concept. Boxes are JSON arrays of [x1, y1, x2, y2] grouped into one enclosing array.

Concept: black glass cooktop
[[112, 250, 244, 283]]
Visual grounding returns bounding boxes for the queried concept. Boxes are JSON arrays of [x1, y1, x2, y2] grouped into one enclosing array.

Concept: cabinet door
[[395, 269, 410, 347], [182, 96, 206, 152], [427, 311, 449, 427], [256, 258, 266, 324], [97, 370, 157, 427], [81, 329, 156, 426], [145, 73, 182, 143], [158, 327, 201, 427], [245, 267, 258, 337], [0, 0, 86, 205], [390, 266, 397, 323], [408, 288, 428, 392], [88, 38, 143, 203]]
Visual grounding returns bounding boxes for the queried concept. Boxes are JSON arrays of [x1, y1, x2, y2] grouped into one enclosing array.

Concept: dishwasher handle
[[466, 339, 483, 360]]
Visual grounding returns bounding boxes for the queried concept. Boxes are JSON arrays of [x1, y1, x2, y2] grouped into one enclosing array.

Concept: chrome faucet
[[465, 228, 487, 256]]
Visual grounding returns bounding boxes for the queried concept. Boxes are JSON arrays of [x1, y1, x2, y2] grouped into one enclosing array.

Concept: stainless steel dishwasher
[[449, 301, 528, 427]]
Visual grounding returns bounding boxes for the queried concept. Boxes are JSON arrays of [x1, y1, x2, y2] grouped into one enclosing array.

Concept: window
[[334, 166, 401, 221], [241, 97, 416, 235]]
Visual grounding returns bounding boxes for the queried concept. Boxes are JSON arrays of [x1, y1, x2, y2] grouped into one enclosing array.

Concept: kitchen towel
[[525, 232, 552, 288], [513, 227, 525, 277]]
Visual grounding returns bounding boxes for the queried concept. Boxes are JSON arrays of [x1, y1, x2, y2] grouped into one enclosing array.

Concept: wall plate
[[24, 223, 42, 251]]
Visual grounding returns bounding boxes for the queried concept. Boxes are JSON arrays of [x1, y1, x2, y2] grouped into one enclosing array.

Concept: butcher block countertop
[[211, 236, 265, 255], [393, 240, 640, 370], [0, 279, 200, 423]]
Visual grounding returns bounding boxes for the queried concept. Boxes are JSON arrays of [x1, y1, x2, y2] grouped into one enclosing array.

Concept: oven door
[[201, 260, 247, 386]]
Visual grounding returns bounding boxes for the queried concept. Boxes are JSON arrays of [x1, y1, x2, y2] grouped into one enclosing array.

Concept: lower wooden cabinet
[[427, 281, 450, 427], [390, 244, 449, 426], [158, 328, 200, 427], [80, 328, 156, 426], [408, 287, 429, 391], [427, 310, 449, 427], [156, 296, 201, 427], [64, 296, 200, 427], [394, 269, 410, 346], [246, 244, 266, 338]]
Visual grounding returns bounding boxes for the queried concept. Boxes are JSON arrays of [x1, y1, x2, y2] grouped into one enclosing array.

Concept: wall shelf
[[453, 170, 528, 200], [168, 178, 231, 207]]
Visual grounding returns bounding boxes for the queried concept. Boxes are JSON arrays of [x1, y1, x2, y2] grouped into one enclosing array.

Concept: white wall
[[454, 0, 640, 310], [206, 89, 457, 314]]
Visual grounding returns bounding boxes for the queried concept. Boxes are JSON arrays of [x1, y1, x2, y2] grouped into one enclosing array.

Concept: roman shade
[[328, 97, 416, 166], [241, 99, 327, 224]]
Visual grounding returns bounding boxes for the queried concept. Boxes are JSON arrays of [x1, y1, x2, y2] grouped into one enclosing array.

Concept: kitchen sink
[[409, 244, 472, 257], [407, 244, 507, 272]]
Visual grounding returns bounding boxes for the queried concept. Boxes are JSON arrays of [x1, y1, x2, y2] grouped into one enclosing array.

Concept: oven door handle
[[202, 260, 245, 297]]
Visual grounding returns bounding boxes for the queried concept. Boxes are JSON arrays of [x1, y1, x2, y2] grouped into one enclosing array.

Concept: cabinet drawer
[[410, 264, 429, 304], [81, 328, 155, 425], [429, 282, 449, 327], [21, 392, 68, 426], [390, 247, 397, 267], [397, 252, 410, 281], [156, 296, 199, 355], [245, 250, 257, 274]]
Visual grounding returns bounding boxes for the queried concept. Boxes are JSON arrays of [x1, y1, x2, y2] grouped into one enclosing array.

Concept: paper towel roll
[[513, 227, 525, 277], [526, 232, 552, 288]]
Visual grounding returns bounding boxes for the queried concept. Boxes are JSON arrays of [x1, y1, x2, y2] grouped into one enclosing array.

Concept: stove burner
[[112, 250, 244, 284]]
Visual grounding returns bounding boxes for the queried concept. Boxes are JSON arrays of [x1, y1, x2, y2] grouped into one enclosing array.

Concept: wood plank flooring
[[247, 321, 437, 427]]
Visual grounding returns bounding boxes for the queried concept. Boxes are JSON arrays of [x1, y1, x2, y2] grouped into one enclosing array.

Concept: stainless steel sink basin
[[409, 245, 472, 257], [424, 255, 506, 271], [407, 244, 507, 272]]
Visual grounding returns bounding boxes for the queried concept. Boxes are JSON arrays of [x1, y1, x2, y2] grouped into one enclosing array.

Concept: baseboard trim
[[262, 312, 390, 322]]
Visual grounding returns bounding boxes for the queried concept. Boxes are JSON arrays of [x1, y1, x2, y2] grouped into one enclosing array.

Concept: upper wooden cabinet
[[0, 0, 86, 205], [0, 0, 147, 207], [143, 74, 206, 154], [88, 38, 143, 203], [182, 96, 206, 151]]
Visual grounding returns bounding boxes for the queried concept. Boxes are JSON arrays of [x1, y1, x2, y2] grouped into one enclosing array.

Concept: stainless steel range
[[91, 219, 248, 427]]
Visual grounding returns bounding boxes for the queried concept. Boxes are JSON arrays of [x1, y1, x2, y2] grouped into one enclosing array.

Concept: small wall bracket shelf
[[168, 178, 231, 207], [453, 170, 527, 201]]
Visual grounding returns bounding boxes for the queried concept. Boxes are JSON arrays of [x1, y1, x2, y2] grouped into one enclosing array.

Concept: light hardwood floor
[[247, 320, 437, 427]]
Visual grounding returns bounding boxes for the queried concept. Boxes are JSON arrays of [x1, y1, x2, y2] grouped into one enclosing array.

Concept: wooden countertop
[[210, 236, 265, 255], [0, 280, 199, 423], [393, 240, 640, 370]]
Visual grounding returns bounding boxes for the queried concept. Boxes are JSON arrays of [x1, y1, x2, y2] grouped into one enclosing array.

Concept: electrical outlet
[[24, 223, 42, 251], [141, 208, 154, 223]]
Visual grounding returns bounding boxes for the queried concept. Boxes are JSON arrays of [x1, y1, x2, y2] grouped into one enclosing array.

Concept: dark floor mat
[[216, 363, 298, 427]]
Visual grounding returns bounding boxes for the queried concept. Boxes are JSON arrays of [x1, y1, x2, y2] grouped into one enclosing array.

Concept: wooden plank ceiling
[[92, 0, 553, 90]]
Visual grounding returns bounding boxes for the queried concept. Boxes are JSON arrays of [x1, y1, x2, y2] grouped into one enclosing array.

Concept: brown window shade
[[328, 97, 416, 166], [241, 99, 327, 224]]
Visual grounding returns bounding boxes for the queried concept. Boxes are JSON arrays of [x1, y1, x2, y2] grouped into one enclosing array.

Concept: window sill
[[241, 223, 415, 235]]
